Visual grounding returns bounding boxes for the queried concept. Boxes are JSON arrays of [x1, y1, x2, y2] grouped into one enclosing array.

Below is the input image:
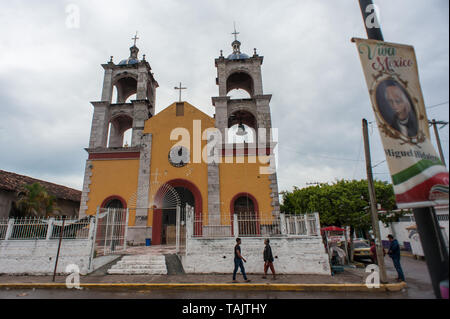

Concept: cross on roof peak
[[174, 82, 187, 102], [232, 22, 240, 41], [132, 31, 139, 46]]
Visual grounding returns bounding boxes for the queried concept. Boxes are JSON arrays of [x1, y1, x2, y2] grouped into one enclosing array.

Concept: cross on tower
[[232, 22, 239, 41], [132, 31, 139, 46], [174, 82, 187, 102]]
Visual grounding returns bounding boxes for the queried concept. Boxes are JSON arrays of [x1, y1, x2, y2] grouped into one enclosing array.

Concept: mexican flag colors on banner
[[352, 38, 449, 209]]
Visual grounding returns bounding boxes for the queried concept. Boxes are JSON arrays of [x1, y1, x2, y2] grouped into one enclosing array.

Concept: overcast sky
[[0, 0, 448, 195]]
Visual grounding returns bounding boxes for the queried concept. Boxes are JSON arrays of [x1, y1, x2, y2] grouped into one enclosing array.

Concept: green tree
[[281, 179, 403, 261], [16, 182, 60, 218]]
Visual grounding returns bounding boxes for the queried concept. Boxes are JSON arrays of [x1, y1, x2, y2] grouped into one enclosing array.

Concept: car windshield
[[354, 242, 369, 248]]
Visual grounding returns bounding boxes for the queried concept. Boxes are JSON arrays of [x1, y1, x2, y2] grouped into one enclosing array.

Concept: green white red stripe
[[392, 159, 449, 206]]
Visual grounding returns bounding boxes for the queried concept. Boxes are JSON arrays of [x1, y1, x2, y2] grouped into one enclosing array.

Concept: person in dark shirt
[[262, 239, 276, 279], [387, 234, 405, 282], [233, 238, 251, 283]]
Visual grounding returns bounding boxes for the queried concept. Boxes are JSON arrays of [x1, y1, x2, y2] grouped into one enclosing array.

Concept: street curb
[[0, 282, 407, 292]]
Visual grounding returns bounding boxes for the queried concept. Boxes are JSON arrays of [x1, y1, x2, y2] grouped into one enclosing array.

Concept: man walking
[[262, 239, 276, 279], [233, 238, 251, 283], [387, 234, 405, 282]]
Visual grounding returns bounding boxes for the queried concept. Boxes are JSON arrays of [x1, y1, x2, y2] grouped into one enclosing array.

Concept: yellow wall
[[144, 102, 214, 225], [219, 155, 273, 222], [86, 159, 140, 226]]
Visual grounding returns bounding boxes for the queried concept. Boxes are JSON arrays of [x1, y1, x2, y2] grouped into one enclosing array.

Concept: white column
[[46, 218, 55, 240], [233, 214, 239, 238], [176, 206, 181, 254], [314, 212, 321, 236], [5, 219, 14, 241], [123, 208, 130, 251], [280, 213, 287, 235], [305, 214, 311, 236], [88, 214, 98, 273]]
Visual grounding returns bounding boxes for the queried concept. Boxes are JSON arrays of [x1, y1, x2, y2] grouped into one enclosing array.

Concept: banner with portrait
[[352, 38, 448, 209]]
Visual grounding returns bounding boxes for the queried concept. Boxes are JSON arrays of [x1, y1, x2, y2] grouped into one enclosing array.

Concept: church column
[[131, 100, 150, 147], [212, 96, 230, 144], [78, 160, 93, 218], [101, 66, 114, 102], [89, 102, 110, 149], [135, 133, 152, 225], [136, 66, 149, 100]]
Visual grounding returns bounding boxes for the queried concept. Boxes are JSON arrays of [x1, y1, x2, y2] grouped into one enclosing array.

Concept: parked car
[[352, 240, 372, 261]]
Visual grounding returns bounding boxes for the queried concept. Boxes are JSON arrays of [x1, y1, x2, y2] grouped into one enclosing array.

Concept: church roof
[[0, 170, 82, 203], [118, 58, 140, 65], [227, 52, 250, 60]]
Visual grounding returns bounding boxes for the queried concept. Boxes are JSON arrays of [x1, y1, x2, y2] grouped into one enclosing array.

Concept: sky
[[0, 0, 448, 195]]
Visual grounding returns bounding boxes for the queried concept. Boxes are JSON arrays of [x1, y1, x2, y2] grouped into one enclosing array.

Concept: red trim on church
[[88, 152, 140, 160], [100, 195, 127, 209]]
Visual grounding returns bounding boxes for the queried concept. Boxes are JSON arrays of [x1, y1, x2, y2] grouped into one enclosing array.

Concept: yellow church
[[79, 35, 280, 246]]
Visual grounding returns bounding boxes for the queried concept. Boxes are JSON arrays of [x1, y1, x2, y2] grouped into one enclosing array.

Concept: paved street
[[0, 256, 435, 299]]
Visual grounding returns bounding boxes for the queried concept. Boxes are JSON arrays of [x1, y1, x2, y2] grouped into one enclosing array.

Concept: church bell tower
[[79, 36, 158, 218], [211, 28, 280, 216]]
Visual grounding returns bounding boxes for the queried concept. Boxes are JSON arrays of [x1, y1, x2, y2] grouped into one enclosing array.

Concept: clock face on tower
[[168, 146, 190, 168]]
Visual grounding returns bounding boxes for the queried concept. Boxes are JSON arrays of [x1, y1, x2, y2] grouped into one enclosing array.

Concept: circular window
[[168, 146, 190, 168]]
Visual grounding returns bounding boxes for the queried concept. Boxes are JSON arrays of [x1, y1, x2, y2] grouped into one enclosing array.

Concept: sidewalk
[[0, 267, 406, 292]]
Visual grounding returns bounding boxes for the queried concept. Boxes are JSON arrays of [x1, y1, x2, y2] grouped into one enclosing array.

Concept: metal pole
[[52, 217, 65, 282], [358, 0, 449, 296], [363, 119, 388, 283], [176, 206, 180, 253], [413, 207, 449, 298], [431, 119, 447, 167], [358, 0, 384, 41]]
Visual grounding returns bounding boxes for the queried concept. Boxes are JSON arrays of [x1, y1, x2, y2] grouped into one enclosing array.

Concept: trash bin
[[145, 238, 151, 246]]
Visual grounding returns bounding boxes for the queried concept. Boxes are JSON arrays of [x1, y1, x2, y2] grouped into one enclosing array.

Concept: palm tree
[[16, 183, 60, 218]]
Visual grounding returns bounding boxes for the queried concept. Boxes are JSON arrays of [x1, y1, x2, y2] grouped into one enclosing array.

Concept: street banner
[[352, 38, 449, 209]]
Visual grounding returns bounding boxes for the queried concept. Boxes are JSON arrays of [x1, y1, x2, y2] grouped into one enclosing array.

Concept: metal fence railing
[[0, 219, 9, 240], [189, 212, 321, 238], [0, 217, 92, 241], [94, 208, 129, 256]]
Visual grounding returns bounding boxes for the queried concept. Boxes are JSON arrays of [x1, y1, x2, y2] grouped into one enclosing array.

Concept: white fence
[[191, 212, 321, 238], [0, 208, 129, 274], [0, 217, 92, 241], [94, 208, 129, 256]]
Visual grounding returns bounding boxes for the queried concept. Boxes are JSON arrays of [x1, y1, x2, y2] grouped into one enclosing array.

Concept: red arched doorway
[[152, 179, 203, 245], [230, 193, 260, 236]]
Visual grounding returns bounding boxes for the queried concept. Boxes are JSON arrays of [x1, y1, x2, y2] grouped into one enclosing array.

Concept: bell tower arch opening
[[226, 71, 254, 98], [87, 40, 159, 150]]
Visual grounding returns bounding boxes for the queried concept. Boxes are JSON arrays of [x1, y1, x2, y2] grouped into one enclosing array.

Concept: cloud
[[0, 0, 448, 196]]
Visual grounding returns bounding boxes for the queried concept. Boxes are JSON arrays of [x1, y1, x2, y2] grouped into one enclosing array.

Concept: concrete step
[[106, 254, 168, 275], [110, 264, 167, 270], [115, 260, 165, 265], [107, 268, 167, 275]]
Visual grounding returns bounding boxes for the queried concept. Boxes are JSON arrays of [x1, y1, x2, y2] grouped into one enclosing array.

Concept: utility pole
[[362, 119, 387, 283], [430, 119, 448, 167], [358, 0, 449, 298]]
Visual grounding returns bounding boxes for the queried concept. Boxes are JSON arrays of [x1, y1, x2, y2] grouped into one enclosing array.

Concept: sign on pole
[[352, 38, 449, 209]]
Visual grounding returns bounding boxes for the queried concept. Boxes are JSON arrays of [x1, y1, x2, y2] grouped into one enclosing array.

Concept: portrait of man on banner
[[375, 79, 418, 138]]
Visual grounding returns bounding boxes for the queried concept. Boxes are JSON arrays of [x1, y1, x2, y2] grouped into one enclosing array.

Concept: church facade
[[79, 36, 280, 245]]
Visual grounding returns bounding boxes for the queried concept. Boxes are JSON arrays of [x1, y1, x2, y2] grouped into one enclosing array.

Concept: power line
[[426, 101, 449, 109]]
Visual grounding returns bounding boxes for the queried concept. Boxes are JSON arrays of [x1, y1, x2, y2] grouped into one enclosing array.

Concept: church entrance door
[[153, 186, 194, 246]]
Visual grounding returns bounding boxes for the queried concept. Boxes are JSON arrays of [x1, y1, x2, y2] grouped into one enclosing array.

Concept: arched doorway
[[101, 196, 126, 209], [231, 193, 259, 236], [160, 187, 195, 245], [152, 179, 202, 245]]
